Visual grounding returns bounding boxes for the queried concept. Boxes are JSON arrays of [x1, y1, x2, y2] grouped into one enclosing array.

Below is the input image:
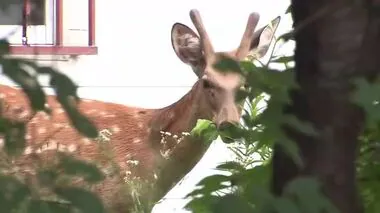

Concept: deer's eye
[[203, 80, 214, 89], [241, 83, 249, 90]]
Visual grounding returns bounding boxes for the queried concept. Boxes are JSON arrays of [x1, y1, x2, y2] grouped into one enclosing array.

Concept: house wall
[[0, 0, 293, 212]]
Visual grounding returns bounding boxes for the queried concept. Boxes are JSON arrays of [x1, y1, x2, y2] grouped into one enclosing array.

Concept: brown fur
[[0, 83, 207, 212], [0, 10, 281, 212]]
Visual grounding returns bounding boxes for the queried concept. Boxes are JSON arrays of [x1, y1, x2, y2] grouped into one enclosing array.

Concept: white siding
[[62, 0, 89, 46]]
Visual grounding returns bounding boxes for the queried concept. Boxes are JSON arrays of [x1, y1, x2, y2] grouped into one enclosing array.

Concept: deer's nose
[[217, 121, 238, 131]]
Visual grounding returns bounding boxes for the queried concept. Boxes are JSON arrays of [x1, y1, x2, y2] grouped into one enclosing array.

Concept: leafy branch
[[0, 39, 106, 213]]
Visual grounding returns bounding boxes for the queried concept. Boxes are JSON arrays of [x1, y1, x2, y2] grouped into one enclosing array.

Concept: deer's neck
[[148, 80, 212, 197], [150, 80, 209, 135]]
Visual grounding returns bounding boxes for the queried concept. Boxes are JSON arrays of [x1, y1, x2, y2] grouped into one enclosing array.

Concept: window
[[0, 0, 53, 45], [0, 0, 97, 55]]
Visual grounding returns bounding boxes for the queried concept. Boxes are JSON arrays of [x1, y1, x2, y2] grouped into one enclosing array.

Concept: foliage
[[186, 6, 339, 213], [0, 39, 106, 212], [1, 2, 380, 213], [122, 175, 157, 213], [188, 4, 380, 213], [352, 78, 380, 213]]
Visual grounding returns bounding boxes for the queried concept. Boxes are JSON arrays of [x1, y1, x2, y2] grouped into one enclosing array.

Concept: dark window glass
[[0, 0, 45, 25]]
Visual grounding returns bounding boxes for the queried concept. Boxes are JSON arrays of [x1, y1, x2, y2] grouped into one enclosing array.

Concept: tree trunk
[[272, 0, 380, 213]]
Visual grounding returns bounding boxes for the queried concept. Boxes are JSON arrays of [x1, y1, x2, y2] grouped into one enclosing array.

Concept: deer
[[0, 9, 280, 213]]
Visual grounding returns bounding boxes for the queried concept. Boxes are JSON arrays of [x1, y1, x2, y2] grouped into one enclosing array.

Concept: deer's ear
[[171, 23, 204, 68], [249, 16, 281, 59]]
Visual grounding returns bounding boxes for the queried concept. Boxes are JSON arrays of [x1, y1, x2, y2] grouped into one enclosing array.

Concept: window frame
[[8, 0, 97, 55]]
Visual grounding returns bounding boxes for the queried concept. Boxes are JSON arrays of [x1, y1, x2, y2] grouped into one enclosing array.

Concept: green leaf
[[184, 196, 215, 213], [277, 138, 303, 168], [273, 197, 300, 213], [251, 95, 266, 115], [284, 115, 318, 137], [211, 194, 254, 213], [216, 161, 245, 173], [66, 111, 99, 139], [246, 68, 297, 105], [45, 67, 79, 100], [37, 169, 59, 187], [54, 186, 105, 213], [277, 31, 294, 42], [27, 200, 71, 213], [196, 174, 231, 187], [191, 119, 218, 144], [43, 67, 98, 138], [0, 39, 10, 54], [0, 175, 31, 212], [239, 61, 257, 74], [186, 174, 231, 198], [242, 113, 254, 128], [213, 56, 242, 73], [271, 56, 294, 64], [2, 60, 46, 111], [285, 5, 292, 14], [245, 185, 274, 212], [4, 122, 26, 156], [351, 78, 380, 128], [58, 153, 105, 183], [191, 119, 215, 135], [284, 177, 339, 213], [218, 123, 243, 144], [236, 89, 249, 103], [220, 135, 235, 144], [242, 165, 272, 187], [0, 118, 9, 133]]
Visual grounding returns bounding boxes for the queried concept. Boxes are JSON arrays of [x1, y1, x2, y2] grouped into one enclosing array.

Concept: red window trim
[[9, 0, 97, 56]]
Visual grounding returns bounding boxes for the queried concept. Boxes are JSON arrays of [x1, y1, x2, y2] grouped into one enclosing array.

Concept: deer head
[[171, 10, 280, 128]]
